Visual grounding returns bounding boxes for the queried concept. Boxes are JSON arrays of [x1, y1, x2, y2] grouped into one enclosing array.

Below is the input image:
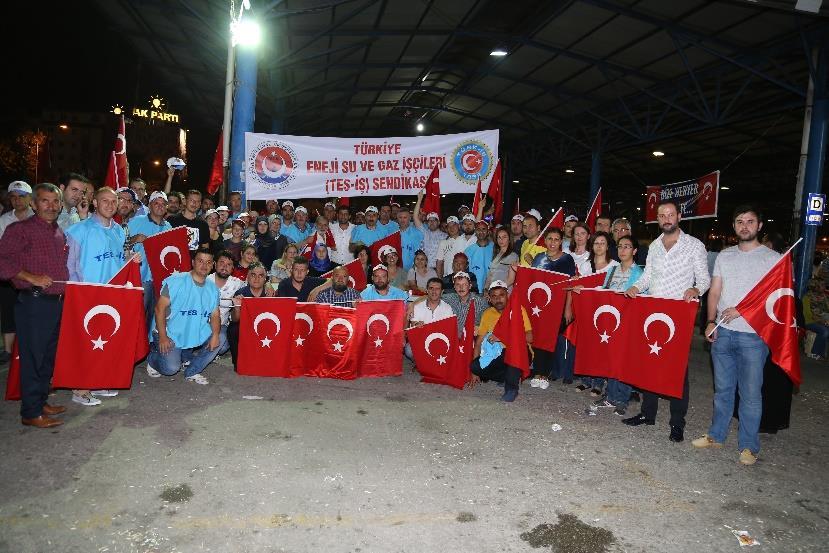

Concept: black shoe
[[622, 414, 655, 426], [562, 378, 573, 385], [669, 425, 684, 442], [629, 392, 641, 403]]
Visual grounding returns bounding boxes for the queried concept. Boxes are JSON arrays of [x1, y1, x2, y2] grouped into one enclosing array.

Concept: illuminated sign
[[131, 108, 180, 123]]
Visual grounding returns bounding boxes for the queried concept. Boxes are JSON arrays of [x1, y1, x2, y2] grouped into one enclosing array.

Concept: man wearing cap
[[128, 190, 173, 333], [442, 270, 488, 335], [168, 189, 211, 260], [441, 254, 480, 294], [114, 187, 138, 226], [520, 210, 546, 267], [0, 181, 34, 364], [57, 172, 91, 230], [396, 208, 424, 271], [510, 214, 526, 256], [0, 183, 70, 427], [281, 200, 295, 227], [354, 211, 366, 225], [562, 215, 579, 250], [329, 205, 355, 265], [360, 264, 409, 302], [413, 189, 447, 270], [436, 215, 476, 277], [458, 205, 471, 219], [265, 199, 280, 217], [465, 220, 493, 289], [350, 206, 388, 250], [470, 280, 533, 402], [282, 205, 316, 247], [390, 201, 401, 220], [323, 201, 337, 224], [216, 205, 230, 232], [379, 204, 399, 234]]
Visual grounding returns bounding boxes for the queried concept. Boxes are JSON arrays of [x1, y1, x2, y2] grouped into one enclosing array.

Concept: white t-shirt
[[206, 273, 245, 326], [437, 234, 476, 276], [713, 245, 780, 333], [411, 299, 454, 324], [0, 207, 34, 240], [329, 222, 355, 265]]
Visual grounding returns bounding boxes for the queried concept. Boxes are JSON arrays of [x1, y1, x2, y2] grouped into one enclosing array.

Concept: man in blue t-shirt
[[350, 206, 388, 250], [397, 209, 424, 271], [360, 264, 409, 302], [282, 205, 315, 247], [148, 250, 221, 385]]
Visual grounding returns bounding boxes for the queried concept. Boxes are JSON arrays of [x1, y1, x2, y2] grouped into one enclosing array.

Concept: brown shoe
[[42, 403, 66, 416], [21, 415, 64, 428]]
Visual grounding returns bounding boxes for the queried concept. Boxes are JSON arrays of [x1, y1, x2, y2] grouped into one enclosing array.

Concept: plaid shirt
[[442, 292, 489, 334], [0, 215, 69, 295], [316, 287, 361, 308]]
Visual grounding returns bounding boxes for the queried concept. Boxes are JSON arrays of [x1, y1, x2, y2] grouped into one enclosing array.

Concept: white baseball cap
[[216, 205, 230, 212], [446, 216, 460, 224], [356, 211, 365, 216], [488, 279, 508, 290], [149, 190, 168, 203], [324, 201, 336, 209], [526, 208, 542, 221], [511, 214, 524, 222], [7, 180, 32, 195], [365, 206, 379, 214], [371, 263, 389, 273], [452, 271, 471, 281], [461, 214, 477, 222], [204, 209, 219, 218], [564, 214, 579, 222], [378, 245, 398, 257], [238, 211, 250, 218], [426, 212, 439, 221], [282, 201, 294, 209], [295, 206, 308, 214], [458, 205, 470, 212]]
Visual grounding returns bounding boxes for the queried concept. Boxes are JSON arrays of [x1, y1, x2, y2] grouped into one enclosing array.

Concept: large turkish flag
[[492, 290, 531, 377], [107, 255, 149, 362], [369, 230, 402, 267], [354, 300, 405, 378], [457, 301, 475, 383], [408, 315, 466, 389], [142, 226, 192, 297], [237, 297, 297, 377], [52, 283, 145, 389], [422, 166, 441, 220], [318, 305, 358, 379], [288, 303, 328, 377], [512, 266, 570, 351], [585, 188, 602, 233]]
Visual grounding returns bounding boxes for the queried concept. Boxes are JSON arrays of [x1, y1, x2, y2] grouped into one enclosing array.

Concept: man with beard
[[265, 199, 279, 217], [562, 214, 579, 251], [114, 187, 137, 225], [281, 200, 295, 227], [167, 192, 184, 218], [314, 266, 361, 307], [623, 199, 710, 442], [693, 205, 779, 466], [329, 205, 355, 265], [205, 250, 244, 364], [413, 189, 447, 270], [354, 211, 366, 225], [360, 264, 409, 302], [167, 189, 211, 259], [57, 173, 91, 230], [129, 178, 149, 217]]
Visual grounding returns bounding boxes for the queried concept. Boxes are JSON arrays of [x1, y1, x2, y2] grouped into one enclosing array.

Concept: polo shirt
[[360, 285, 409, 302], [277, 276, 325, 302]]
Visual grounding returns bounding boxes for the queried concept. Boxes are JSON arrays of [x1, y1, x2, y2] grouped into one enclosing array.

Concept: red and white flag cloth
[[408, 315, 467, 389], [487, 159, 504, 223], [287, 304, 358, 380], [422, 166, 441, 219], [512, 266, 570, 351], [535, 207, 565, 246], [322, 258, 368, 292], [288, 303, 327, 377], [369, 230, 403, 267], [142, 226, 192, 297], [108, 254, 143, 288], [570, 289, 698, 398], [471, 178, 484, 218], [585, 188, 602, 233], [4, 339, 20, 401], [207, 131, 223, 195], [52, 283, 145, 390], [457, 302, 475, 383], [735, 251, 801, 385], [103, 115, 128, 189], [237, 297, 297, 377], [354, 300, 405, 378], [492, 290, 531, 377]]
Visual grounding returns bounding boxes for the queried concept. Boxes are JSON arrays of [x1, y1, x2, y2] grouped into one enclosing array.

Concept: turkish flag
[[324, 228, 336, 248], [108, 254, 143, 288], [571, 290, 628, 379], [535, 208, 565, 246], [353, 300, 405, 378], [142, 226, 192, 297], [103, 115, 128, 189], [318, 305, 358, 379], [736, 252, 801, 385], [322, 258, 368, 292], [471, 178, 483, 218], [585, 188, 602, 233], [407, 316, 466, 389], [457, 301, 475, 382], [338, 196, 350, 207], [237, 297, 297, 377], [422, 166, 441, 219], [569, 271, 607, 288], [4, 339, 20, 401], [512, 266, 570, 351], [492, 290, 531, 377], [288, 303, 327, 377], [369, 230, 403, 267], [645, 186, 660, 224], [486, 160, 503, 223], [52, 283, 145, 389], [207, 131, 223, 195]]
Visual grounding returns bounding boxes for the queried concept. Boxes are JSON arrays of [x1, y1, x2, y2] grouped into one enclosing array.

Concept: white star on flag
[[531, 305, 542, 317], [260, 337, 272, 348], [374, 337, 383, 348], [333, 341, 344, 352], [437, 355, 447, 365], [295, 336, 305, 347], [91, 336, 108, 350], [458, 345, 465, 353], [599, 331, 610, 343], [648, 341, 662, 355]]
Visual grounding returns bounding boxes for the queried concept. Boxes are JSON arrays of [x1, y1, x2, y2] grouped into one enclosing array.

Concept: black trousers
[[641, 370, 690, 428], [227, 321, 240, 368], [15, 293, 62, 419], [532, 347, 555, 378], [471, 352, 521, 391]]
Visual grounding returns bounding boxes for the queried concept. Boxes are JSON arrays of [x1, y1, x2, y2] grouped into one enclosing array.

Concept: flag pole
[[706, 237, 803, 337]]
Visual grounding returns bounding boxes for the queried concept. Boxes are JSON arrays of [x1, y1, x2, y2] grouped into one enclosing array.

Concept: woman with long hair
[[407, 249, 437, 294], [353, 244, 372, 281], [232, 245, 258, 280], [270, 243, 299, 285], [568, 223, 591, 272], [485, 227, 518, 290], [383, 248, 408, 290]]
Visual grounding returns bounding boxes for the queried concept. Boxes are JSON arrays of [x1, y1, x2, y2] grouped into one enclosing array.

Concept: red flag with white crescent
[[368, 230, 403, 267], [103, 115, 128, 189], [457, 301, 475, 383], [318, 305, 358, 379], [237, 297, 297, 377], [735, 251, 801, 385], [407, 316, 465, 389], [492, 290, 531, 377], [512, 266, 571, 351], [585, 188, 602, 233], [322, 258, 368, 292], [52, 283, 144, 389], [353, 300, 405, 378], [422, 166, 441, 219], [108, 254, 143, 289], [142, 226, 192, 297], [486, 159, 503, 223], [288, 303, 327, 377], [535, 208, 565, 246]]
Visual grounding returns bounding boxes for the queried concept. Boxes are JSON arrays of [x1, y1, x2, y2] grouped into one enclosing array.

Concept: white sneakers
[[146, 362, 208, 385], [91, 390, 118, 397], [146, 363, 161, 378], [529, 377, 550, 389], [72, 392, 101, 407], [186, 374, 209, 385]]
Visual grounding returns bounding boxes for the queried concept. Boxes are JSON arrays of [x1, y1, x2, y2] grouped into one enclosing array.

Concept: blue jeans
[[217, 325, 230, 356], [552, 335, 574, 380], [142, 280, 156, 341], [805, 322, 829, 356], [148, 336, 221, 378], [709, 327, 769, 453], [606, 378, 631, 407]]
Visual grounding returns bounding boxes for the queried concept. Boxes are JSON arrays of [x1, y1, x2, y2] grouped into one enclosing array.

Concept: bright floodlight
[[652, 150, 665, 157], [490, 49, 508, 56], [565, 168, 575, 173], [416, 122, 424, 132], [232, 18, 261, 47]]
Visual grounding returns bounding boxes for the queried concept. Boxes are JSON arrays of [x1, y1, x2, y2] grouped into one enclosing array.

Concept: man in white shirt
[[204, 251, 244, 362], [436, 216, 476, 277], [329, 205, 355, 265], [623, 199, 710, 443], [0, 181, 34, 239], [413, 188, 446, 270], [405, 277, 454, 361]]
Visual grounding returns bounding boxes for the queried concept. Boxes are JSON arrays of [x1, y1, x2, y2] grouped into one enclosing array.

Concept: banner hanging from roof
[[645, 171, 719, 224], [244, 130, 499, 200]]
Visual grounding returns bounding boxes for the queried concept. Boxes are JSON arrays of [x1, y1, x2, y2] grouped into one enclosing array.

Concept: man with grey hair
[[612, 217, 648, 265]]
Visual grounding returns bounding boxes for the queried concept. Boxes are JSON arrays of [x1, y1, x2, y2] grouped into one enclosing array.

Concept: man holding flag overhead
[[694, 205, 787, 466]]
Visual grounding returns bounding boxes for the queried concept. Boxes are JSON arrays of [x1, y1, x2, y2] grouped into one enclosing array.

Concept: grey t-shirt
[[713, 245, 780, 333]]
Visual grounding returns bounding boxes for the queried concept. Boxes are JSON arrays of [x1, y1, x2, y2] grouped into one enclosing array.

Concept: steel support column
[[796, 45, 828, 297], [229, 44, 258, 205]]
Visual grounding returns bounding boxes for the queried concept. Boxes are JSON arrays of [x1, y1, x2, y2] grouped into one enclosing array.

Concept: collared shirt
[[520, 238, 546, 267], [398, 224, 424, 270], [206, 273, 245, 326], [65, 213, 126, 283], [277, 276, 326, 302], [411, 298, 454, 324], [316, 287, 361, 308], [442, 291, 488, 334], [57, 205, 82, 230], [0, 207, 34, 239], [633, 230, 710, 299], [714, 245, 780, 333], [282, 222, 316, 245], [329, 222, 355, 265], [351, 224, 388, 247], [360, 285, 409, 302], [437, 235, 475, 276], [420, 227, 447, 269], [0, 215, 69, 295]]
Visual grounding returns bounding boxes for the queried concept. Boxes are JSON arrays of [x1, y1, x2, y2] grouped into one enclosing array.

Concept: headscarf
[[254, 216, 274, 248], [309, 243, 333, 274]]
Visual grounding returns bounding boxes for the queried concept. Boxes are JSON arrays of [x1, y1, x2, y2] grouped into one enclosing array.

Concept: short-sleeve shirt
[[520, 239, 546, 267], [360, 285, 409, 302], [282, 222, 315, 245], [351, 224, 388, 247], [128, 214, 172, 282], [167, 214, 210, 253], [399, 225, 425, 270], [276, 276, 326, 302], [478, 306, 532, 340], [531, 251, 576, 276], [411, 299, 454, 323], [714, 245, 780, 333]]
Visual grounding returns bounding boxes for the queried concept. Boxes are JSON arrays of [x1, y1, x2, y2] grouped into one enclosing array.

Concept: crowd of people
[[0, 170, 811, 466]]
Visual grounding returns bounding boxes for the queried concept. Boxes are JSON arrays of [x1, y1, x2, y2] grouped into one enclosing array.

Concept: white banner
[[244, 130, 499, 200]]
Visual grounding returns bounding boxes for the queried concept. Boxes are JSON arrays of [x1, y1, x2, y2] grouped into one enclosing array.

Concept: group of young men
[[0, 173, 787, 465]]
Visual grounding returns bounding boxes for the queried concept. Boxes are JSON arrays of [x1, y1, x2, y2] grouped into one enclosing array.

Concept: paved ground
[[0, 335, 827, 553]]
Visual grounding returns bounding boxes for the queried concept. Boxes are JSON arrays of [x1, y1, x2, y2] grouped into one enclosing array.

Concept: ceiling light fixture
[[416, 122, 424, 132], [652, 151, 665, 157], [565, 169, 575, 174], [720, 186, 730, 190], [489, 49, 508, 57], [513, 180, 519, 183]]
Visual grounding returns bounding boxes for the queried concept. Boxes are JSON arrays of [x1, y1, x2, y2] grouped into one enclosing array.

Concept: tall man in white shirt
[[623, 199, 710, 443], [413, 189, 446, 270], [436, 216, 476, 277], [329, 205, 355, 265]]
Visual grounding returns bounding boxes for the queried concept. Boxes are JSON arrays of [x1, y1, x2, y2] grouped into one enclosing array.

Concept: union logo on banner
[[645, 171, 719, 224], [451, 140, 493, 185], [247, 141, 298, 190]]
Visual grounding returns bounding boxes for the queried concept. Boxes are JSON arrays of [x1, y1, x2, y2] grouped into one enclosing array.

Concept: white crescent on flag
[[765, 287, 796, 327], [83, 304, 122, 350], [592, 304, 621, 343], [643, 312, 676, 355], [326, 318, 354, 342], [366, 314, 390, 336], [159, 245, 183, 271], [294, 312, 314, 346], [253, 312, 281, 336]]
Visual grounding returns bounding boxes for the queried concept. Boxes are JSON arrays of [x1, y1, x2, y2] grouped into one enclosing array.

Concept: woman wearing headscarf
[[308, 243, 335, 277], [253, 216, 280, 271]]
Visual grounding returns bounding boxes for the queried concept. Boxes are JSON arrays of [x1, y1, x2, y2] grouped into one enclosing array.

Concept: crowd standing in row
[[0, 171, 808, 466]]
